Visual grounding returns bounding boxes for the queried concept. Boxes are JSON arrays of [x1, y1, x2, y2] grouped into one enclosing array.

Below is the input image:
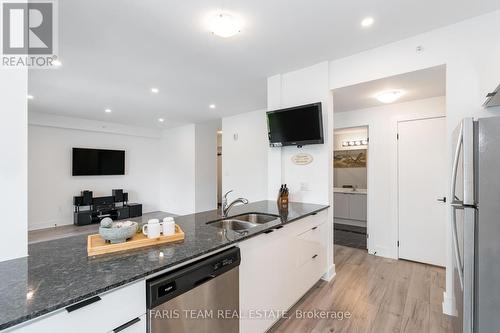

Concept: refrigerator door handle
[[451, 205, 464, 289], [462, 208, 476, 333], [451, 122, 463, 205]]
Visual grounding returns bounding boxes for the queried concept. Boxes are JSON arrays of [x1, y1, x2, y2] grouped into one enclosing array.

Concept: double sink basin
[[207, 213, 280, 232]]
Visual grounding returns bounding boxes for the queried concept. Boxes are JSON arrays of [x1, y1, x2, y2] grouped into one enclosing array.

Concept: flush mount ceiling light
[[104, 108, 112, 113], [361, 17, 374, 28], [27, 94, 34, 100], [209, 104, 216, 109], [158, 118, 165, 123], [151, 87, 159, 94], [375, 90, 406, 104], [206, 11, 243, 38]]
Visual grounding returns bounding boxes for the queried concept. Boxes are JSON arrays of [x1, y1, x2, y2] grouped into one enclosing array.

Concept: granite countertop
[[0, 200, 328, 330], [333, 187, 367, 194]]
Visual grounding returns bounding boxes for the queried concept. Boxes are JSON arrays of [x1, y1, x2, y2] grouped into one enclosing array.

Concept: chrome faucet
[[222, 190, 249, 217]]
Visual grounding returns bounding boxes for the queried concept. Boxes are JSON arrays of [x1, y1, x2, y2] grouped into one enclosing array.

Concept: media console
[[73, 189, 142, 226]]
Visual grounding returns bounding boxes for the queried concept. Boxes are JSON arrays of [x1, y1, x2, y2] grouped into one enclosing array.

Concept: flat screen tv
[[72, 148, 125, 176], [267, 102, 324, 147]]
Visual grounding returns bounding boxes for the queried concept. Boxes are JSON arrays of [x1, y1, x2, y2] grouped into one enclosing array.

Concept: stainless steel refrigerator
[[451, 116, 500, 333]]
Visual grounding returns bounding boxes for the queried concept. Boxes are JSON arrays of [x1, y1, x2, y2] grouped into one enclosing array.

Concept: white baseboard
[[368, 245, 398, 260], [442, 291, 457, 316], [28, 219, 72, 231], [321, 264, 336, 282]]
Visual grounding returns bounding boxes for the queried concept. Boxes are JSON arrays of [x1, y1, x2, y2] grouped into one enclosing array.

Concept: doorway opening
[[333, 126, 369, 250]]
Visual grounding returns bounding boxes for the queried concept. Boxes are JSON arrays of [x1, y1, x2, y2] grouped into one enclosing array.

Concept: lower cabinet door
[[239, 229, 291, 333]]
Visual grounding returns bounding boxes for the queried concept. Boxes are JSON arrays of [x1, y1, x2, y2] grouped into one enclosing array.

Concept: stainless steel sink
[[230, 213, 279, 224], [208, 219, 258, 231], [207, 213, 280, 232]]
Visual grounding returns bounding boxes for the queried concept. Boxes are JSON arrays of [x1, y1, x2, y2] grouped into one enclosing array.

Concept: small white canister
[[162, 217, 176, 236]]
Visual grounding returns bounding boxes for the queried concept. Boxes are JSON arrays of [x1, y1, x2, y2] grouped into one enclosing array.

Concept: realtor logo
[[1, 0, 58, 67]]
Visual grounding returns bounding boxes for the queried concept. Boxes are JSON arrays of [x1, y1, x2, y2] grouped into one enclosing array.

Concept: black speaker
[[81, 190, 93, 205], [116, 207, 129, 220], [73, 196, 83, 206], [123, 192, 128, 203], [74, 211, 93, 226], [128, 203, 142, 218], [112, 189, 124, 202]]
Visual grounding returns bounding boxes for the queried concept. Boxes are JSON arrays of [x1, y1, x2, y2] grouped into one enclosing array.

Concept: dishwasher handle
[[194, 274, 216, 287], [147, 247, 241, 309]]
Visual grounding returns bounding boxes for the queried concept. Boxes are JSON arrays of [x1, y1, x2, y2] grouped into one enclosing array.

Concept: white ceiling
[[333, 65, 446, 112], [28, 1, 499, 128]]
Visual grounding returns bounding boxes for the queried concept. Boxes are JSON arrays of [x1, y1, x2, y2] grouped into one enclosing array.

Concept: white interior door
[[398, 117, 447, 266]]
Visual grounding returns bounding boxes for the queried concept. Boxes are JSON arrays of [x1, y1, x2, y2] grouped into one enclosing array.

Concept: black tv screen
[[72, 148, 125, 176], [267, 102, 324, 147]]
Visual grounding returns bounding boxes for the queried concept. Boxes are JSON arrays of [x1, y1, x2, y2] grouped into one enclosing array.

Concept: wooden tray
[[87, 224, 185, 256]]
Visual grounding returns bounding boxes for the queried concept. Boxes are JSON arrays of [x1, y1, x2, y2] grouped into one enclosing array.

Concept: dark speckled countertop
[[0, 201, 328, 330]]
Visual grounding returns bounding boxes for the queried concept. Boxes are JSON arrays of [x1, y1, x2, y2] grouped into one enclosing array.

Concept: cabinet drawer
[[296, 250, 326, 297], [108, 314, 146, 333], [296, 222, 326, 268], [11, 280, 146, 333]]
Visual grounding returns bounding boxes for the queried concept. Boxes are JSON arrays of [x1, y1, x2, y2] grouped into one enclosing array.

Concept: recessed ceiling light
[[206, 12, 243, 38], [27, 94, 34, 100], [209, 104, 216, 109], [151, 88, 159, 93], [104, 108, 112, 113], [375, 90, 406, 104], [158, 118, 165, 123], [52, 59, 62, 66], [361, 17, 374, 28]]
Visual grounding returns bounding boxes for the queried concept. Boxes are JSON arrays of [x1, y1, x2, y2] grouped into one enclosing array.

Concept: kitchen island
[[0, 201, 329, 332]]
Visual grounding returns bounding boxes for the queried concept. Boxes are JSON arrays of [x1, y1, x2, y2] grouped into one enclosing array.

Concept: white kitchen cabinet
[[348, 194, 367, 221], [9, 280, 146, 333], [334, 192, 367, 221], [333, 193, 350, 219], [239, 210, 328, 333], [108, 314, 146, 333]]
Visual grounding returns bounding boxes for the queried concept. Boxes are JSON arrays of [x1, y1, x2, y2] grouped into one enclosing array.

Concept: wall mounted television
[[72, 148, 125, 176], [267, 102, 324, 147]]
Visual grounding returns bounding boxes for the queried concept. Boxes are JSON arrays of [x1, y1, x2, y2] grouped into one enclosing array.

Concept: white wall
[[28, 123, 163, 230], [222, 109, 268, 202], [194, 119, 221, 212], [335, 96, 446, 255], [0, 69, 28, 261], [159, 124, 196, 215], [267, 62, 335, 281]]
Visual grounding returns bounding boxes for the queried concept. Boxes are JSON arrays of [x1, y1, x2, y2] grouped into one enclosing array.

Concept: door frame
[[333, 125, 370, 251], [396, 115, 446, 261]]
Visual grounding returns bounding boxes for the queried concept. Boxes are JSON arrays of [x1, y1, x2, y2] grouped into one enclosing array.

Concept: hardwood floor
[[270, 245, 454, 333]]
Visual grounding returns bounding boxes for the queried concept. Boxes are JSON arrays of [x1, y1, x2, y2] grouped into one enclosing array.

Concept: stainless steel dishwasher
[[146, 247, 240, 333]]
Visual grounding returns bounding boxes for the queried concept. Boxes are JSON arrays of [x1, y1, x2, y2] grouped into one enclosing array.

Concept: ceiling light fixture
[[158, 118, 165, 123], [206, 12, 243, 38], [27, 94, 34, 100], [375, 90, 406, 104], [209, 104, 216, 109], [361, 17, 374, 28], [104, 108, 112, 113], [151, 88, 159, 93]]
